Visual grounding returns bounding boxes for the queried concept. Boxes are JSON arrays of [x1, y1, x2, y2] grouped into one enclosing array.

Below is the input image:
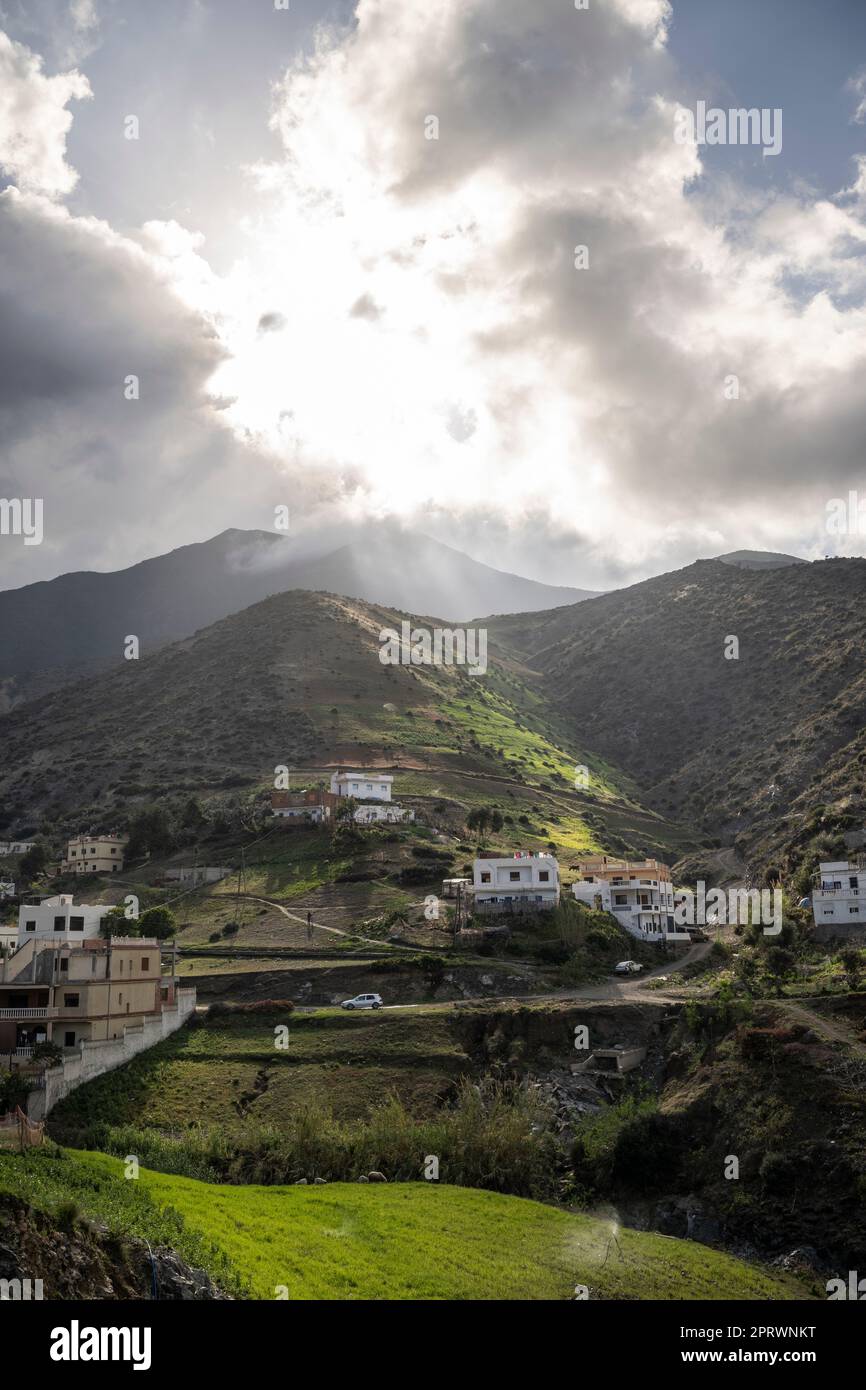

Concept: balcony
[[0, 1007, 49, 1019]]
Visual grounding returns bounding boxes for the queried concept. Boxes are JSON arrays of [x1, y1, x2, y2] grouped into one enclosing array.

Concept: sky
[[2, 0, 866, 593]]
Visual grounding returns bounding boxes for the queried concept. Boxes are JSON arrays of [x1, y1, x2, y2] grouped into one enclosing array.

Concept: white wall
[[27, 989, 197, 1120]]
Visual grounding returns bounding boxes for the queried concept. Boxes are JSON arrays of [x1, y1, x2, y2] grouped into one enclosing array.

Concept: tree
[[765, 946, 795, 997], [839, 947, 862, 992], [466, 808, 490, 844], [100, 906, 139, 938], [180, 796, 207, 831], [20, 840, 50, 881], [125, 807, 176, 861], [0, 1070, 30, 1115], [138, 905, 177, 940]]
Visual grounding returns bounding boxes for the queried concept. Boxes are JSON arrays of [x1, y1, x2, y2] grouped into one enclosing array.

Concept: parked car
[[614, 960, 643, 975], [341, 993, 383, 1010]]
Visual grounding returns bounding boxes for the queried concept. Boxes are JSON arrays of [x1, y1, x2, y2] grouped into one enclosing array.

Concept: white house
[[164, 866, 231, 886], [571, 856, 675, 942], [353, 804, 414, 825], [330, 771, 393, 803], [471, 851, 560, 912], [811, 861, 866, 940], [17, 895, 106, 945]]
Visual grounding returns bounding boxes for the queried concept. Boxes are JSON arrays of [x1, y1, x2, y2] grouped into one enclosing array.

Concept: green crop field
[[12, 1150, 817, 1301]]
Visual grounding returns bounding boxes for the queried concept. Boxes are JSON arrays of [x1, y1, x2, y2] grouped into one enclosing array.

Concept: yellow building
[[62, 834, 128, 876], [0, 936, 179, 1053]]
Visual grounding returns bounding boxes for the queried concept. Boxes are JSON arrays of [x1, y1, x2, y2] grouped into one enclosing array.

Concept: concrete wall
[[28, 988, 196, 1121]]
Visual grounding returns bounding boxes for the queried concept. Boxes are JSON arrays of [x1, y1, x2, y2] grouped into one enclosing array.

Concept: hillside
[[0, 1149, 815, 1301], [0, 587, 689, 864], [488, 558, 866, 876], [0, 526, 597, 707]]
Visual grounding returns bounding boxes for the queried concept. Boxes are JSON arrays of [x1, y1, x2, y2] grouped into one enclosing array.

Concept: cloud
[[5, 1, 866, 596], [181, 0, 866, 583], [0, 30, 91, 197]]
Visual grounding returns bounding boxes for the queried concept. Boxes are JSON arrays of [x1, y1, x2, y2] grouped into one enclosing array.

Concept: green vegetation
[[0, 1149, 814, 1301]]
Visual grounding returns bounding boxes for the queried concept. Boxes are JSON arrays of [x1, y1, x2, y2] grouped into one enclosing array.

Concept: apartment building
[[811, 860, 866, 940], [329, 770, 393, 802], [471, 851, 560, 912], [62, 834, 128, 875], [0, 935, 179, 1056], [571, 856, 676, 942]]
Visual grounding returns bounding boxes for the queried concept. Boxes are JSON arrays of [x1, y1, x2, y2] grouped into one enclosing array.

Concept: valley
[[1, 545, 865, 1304]]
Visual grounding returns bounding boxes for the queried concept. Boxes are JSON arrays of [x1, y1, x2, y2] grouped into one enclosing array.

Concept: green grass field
[[2, 1149, 817, 1301], [48, 1007, 473, 1135]]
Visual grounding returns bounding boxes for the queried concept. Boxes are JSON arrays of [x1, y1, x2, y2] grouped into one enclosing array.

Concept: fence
[[27, 989, 197, 1121], [0, 1106, 44, 1149]]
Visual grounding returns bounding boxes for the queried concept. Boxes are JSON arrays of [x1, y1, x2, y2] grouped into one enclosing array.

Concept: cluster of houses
[[443, 851, 679, 943], [0, 894, 181, 1060], [272, 770, 415, 826]]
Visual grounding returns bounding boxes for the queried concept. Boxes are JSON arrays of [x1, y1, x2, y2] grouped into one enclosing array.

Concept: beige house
[[0, 936, 178, 1056], [62, 834, 128, 876]]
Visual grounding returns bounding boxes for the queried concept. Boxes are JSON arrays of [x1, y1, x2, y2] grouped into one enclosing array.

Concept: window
[[90, 847, 96, 854], [851, 877, 858, 889], [480, 872, 491, 883], [141, 958, 150, 972], [64, 1032, 75, 1047], [118, 993, 123, 1004], [111, 848, 117, 855], [59, 959, 68, 972], [53, 916, 65, 932], [119, 959, 124, 973], [850, 906, 860, 914], [63, 993, 79, 1008], [539, 870, 549, 882], [509, 871, 520, 881], [91, 957, 97, 973], [69, 916, 84, 932], [25, 920, 36, 932]]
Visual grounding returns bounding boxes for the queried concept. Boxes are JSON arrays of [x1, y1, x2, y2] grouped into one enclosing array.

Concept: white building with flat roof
[[471, 851, 560, 912], [17, 895, 106, 945], [330, 771, 393, 802], [811, 861, 866, 940]]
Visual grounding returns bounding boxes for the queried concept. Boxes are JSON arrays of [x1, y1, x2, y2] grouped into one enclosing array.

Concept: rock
[[367, 1171, 387, 1183], [357, 1175, 369, 1182], [313, 1177, 327, 1185], [294, 1178, 308, 1185], [771, 1246, 823, 1274]]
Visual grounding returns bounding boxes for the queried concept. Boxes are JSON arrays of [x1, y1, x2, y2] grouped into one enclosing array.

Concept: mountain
[[0, 527, 597, 708], [0, 587, 687, 865], [489, 557, 866, 879], [714, 550, 806, 570]]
